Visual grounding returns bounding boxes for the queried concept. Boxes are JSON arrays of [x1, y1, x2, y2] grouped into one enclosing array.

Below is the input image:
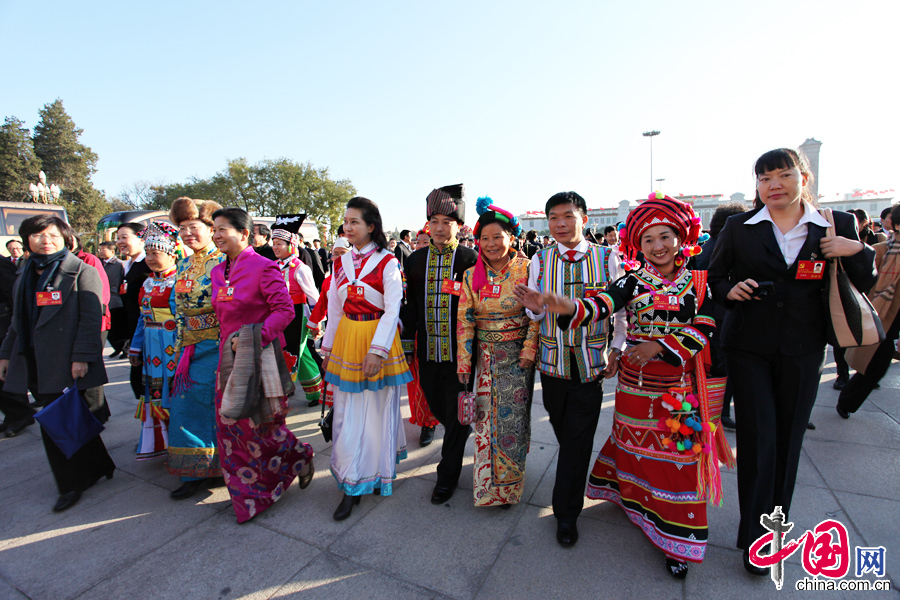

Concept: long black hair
[[346, 197, 388, 251], [211, 207, 254, 234], [753, 148, 817, 209]]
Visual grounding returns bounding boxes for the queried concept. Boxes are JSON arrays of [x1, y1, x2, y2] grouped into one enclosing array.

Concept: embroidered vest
[[536, 244, 612, 381]]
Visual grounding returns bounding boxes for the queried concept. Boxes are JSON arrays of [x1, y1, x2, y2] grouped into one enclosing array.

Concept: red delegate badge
[[653, 293, 680, 311], [348, 285, 365, 300], [796, 261, 825, 280], [585, 286, 604, 298], [216, 286, 235, 302], [481, 284, 502, 299], [175, 279, 193, 293], [441, 279, 462, 296], [118, 282, 127, 295], [36, 291, 62, 306]]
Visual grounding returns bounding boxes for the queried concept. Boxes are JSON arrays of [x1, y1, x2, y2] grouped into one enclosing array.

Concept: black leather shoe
[[720, 416, 736, 431], [419, 426, 435, 447], [836, 405, 850, 419], [333, 494, 360, 521], [87, 468, 115, 490], [431, 482, 456, 505], [806, 422, 816, 430], [0, 421, 8, 434], [833, 376, 848, 390], [666, 557, 689, 579], [298, 461, 315, 490], [170, 479, 206, 499], [108, 351, 121, 360], [5, 417, 34, 437], [53, 491, 82, 512], [743, 549, 769, 576], [307, 398, 319, 407], [556, 522, 578, 548]]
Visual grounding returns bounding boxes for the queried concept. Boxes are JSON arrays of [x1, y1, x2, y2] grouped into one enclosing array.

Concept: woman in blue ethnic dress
[[516, 192, 733, 579], [129, 221, 184, 460], [456, 199, 538, 507], [167, 197, 225, 499]]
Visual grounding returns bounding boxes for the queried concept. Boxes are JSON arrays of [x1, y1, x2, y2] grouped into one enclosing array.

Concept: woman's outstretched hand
[[513, 284, 577, 315]]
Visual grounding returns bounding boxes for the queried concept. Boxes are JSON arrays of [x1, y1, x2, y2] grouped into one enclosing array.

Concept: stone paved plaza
[[1, 349, 898, 600]]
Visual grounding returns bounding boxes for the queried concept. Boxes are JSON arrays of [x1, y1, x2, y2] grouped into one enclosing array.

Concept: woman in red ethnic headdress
[[516, 192, 733, 579]]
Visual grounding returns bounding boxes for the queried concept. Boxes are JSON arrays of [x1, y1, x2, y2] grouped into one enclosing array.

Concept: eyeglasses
[[29, 232, 63, 241]]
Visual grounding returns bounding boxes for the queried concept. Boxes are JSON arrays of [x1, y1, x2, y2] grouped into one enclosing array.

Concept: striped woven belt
[[475, 326, 527, 343], [346, 312, 383, 322]]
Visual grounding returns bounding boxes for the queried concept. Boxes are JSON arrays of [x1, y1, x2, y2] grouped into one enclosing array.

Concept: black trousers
[[0, 389, 32, 423], [833, 345, 850, 380], [108, 306, 129, 354], [838, 316, 900, 413], [307, 337, 325, 377], [726, 346, 825, 549], [32, 391, 116, 495], [418, 360, 470, 486], [540, 369, 604, 525]]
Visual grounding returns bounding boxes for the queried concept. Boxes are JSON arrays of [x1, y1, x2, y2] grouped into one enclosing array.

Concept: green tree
[[0, 116, 42, 203], [33, 99, 109, 231]]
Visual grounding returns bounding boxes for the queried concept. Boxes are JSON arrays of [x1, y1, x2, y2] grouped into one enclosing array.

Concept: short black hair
[[399, 229, 411, 240], [99, 241, 117, 251], [709, 203, 748, 238], [296, 231, 304, 242], [337, 224, 345, 236], [891, 204, 900, 231], [603, 226, 616, 235], [20, 214, 75, 252], [118, 222, 145, 236], [881, 207, 893, 220], [526, 230, 537, 241], [545, 191, 587, 217], [253, 222, 271, 241], [5, 239, 22, 250], [213, 207, 254, 234]]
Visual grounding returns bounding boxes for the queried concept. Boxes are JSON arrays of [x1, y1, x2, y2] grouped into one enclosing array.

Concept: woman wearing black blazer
[[708, 148, 877, 575]]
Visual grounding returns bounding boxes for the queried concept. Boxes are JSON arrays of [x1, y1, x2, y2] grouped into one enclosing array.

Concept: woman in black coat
[[709, 148, 877, 575], [0, 215, 115, 513]]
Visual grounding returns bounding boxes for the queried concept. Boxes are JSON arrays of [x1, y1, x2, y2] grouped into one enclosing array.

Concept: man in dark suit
[[98, 242, 127, 358], [313, 239, 330, 273], [394, 229, 412, 270], [252, 223, 277, 261], [0, 253, 33, 437], [116, 223, 152, 400], [296, 234, 325, 289], [400, 185, 477, 504]]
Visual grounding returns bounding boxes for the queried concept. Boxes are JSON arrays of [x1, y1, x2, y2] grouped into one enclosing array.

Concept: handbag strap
[[819, 208, 845, 271]]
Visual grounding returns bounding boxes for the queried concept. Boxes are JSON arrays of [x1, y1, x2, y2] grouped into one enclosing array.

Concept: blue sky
[[2, 0, 897, 230]]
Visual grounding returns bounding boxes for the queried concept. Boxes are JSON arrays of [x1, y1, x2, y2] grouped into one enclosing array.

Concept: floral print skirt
[[215, 390, 313, 524]]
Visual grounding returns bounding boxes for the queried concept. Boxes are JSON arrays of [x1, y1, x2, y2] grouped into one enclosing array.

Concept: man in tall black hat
[[400, 184, 478, 504]]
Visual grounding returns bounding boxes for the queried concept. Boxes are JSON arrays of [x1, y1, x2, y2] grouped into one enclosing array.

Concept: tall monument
[[799, 138, 822, 200]]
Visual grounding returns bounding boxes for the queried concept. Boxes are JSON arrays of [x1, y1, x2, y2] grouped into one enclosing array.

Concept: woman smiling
[[456, 198, 538, 508]]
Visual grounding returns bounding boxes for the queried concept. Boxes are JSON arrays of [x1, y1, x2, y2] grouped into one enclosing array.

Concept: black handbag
[[319, 399, 333, 442]]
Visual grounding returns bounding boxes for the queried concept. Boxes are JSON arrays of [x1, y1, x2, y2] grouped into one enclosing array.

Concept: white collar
[[556, 238, 590, 255], [745, 203, 831, 228], [352, 241, 377, 256]]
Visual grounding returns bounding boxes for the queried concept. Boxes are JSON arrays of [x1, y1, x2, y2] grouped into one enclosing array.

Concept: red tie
[[565, 250, 578, 262]]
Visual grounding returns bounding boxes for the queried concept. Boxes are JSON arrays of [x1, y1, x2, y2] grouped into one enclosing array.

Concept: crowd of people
[[0, 147, 897, 580]]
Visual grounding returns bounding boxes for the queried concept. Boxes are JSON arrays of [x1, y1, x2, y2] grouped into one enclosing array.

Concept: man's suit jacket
[[122, 259, 152, 340], [708, 207, 877, 356], [394, 242, 412, 271], [297, 247, 326, 289], [103, 259, 125, 310]]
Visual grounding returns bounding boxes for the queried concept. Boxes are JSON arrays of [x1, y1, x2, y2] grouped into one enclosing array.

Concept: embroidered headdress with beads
[[619, 191, 708, 271], [141, 221, 185, 258]]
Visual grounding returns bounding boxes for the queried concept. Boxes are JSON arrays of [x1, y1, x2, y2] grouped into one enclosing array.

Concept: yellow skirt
[[325, 317, 412, 393]]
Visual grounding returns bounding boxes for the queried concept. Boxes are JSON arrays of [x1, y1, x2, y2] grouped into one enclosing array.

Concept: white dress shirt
[[744, 203, 831, 267]]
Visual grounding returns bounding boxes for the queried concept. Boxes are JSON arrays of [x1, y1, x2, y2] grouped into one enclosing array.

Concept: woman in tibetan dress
[[322, 197, 412, 521], [129, 222, 182, 460], [517, 192, 732, 579], [211, 207, 314, 524], [167, 198, 225, 499], [456, 200, 538, 507]]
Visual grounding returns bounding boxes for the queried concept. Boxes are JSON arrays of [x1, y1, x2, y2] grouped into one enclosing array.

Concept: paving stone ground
[[1, 348, 898, 599]]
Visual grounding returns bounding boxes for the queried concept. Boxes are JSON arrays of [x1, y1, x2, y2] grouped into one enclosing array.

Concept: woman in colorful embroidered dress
[[271, 214, 323, 407], [129, 221, 183, 461], [322, 197, 412, 521], [210, 207, 314, 524], [405, 226, 439, 445], [516, 192, 731, 579], [456, 199, 538, 507], [167, 198, 225, 500]]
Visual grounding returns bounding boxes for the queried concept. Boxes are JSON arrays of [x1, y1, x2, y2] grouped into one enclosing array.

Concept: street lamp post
[[655, 178, 665, 192], [642, 130, 660, 193], [27, 171, 62, 204]]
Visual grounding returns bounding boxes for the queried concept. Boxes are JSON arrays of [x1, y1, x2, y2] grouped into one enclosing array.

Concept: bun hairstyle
[[169, 197, 223, 227]]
